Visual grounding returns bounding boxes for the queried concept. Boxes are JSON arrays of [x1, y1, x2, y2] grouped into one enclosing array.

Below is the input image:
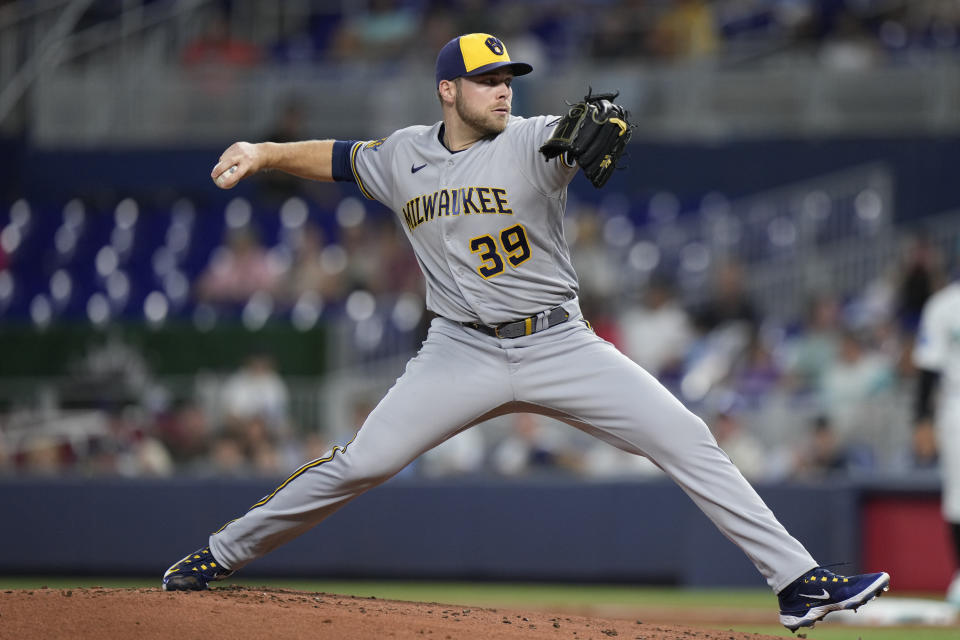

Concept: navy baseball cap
[[435, 33, 533, 87]]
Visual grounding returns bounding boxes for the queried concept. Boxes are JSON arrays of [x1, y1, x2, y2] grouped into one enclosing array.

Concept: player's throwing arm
[[212, 140, 337, 189]]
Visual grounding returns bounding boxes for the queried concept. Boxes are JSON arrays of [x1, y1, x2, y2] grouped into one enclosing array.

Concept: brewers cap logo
[[485, 37, 505, 56]]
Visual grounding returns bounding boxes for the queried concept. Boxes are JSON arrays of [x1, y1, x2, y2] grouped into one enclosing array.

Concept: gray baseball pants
[[210, 301, 817, 592]]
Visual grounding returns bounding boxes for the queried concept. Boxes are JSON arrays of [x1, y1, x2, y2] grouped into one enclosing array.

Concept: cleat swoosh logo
[[411, 163, 427, 173], [800, 589, 831, 600]]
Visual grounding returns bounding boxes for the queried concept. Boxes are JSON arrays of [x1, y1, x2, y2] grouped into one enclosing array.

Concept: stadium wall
[[0, 477, 944, 588]]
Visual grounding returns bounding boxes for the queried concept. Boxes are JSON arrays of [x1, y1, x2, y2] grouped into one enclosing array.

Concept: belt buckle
[[494, 324, 504, 339]]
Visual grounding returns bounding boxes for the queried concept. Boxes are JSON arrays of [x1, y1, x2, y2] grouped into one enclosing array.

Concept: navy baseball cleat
[[162, 546, 234, 591], [778, 567, 890, 631]]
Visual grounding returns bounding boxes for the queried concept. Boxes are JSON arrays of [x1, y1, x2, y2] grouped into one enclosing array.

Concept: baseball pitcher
[[162, 33, 889, 631]]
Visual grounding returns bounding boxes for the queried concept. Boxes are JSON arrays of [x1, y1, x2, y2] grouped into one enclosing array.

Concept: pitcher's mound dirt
[[0, 586, 786, 640]]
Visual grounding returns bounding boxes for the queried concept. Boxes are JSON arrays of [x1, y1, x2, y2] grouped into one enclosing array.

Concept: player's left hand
[[211, 141, 262, 189], [539, 89, 633, 189]]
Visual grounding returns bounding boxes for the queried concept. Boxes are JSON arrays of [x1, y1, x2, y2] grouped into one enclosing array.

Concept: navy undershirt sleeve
[[331, 140, 360, 182]]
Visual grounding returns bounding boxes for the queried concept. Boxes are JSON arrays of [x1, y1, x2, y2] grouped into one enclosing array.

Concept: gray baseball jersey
[[350, 116, 578, 324], [205, 116, 819, 593]]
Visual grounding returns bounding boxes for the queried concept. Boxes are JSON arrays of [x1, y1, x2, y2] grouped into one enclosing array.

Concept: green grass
[[1, 578, 955, 640]]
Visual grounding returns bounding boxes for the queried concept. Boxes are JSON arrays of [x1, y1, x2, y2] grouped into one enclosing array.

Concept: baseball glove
[[539, 89, 632, 189]]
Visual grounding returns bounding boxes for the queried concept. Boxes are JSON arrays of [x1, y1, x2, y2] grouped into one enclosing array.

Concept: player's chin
[[489, 112, 510, 131]]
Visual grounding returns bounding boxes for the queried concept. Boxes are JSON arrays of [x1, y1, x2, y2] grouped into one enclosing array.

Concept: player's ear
[[438, 79, 456, 106]]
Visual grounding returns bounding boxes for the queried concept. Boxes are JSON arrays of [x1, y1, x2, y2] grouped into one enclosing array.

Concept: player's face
[[455, 71, 513, 137]]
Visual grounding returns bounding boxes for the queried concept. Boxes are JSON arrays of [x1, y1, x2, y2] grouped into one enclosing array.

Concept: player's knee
[[639, 410, 716, 459], [339, 454, 406, 490], [679, 412, 715, 445]]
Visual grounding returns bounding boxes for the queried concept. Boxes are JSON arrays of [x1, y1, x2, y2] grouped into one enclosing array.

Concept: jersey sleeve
[[913, 293, 947, 371], [349, 135, 399, 205], [510, 115, 579, 196]]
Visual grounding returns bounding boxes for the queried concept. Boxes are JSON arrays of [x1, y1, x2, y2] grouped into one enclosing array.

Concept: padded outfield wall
[[0, 476, 950, 589]]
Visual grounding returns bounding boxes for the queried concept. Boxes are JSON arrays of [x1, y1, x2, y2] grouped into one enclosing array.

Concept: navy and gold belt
[[460, 306, 570, 339]]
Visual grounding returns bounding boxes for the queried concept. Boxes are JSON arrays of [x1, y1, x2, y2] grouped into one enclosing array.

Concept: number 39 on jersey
[[469, 224, 531, 279]]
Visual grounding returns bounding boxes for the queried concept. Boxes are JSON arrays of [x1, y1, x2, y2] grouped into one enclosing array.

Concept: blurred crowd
[[172, 0, 960, 71], [1, 0, 957, 483], [0, 182, 953, 483]]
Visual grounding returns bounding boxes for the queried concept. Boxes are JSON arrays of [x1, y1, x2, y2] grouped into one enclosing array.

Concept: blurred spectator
[[181, 9, 261, 68], [374, 222, 423, 298], [819, 330, 894, 443], [618, 276, 693, 378], [419, 8, 459, 58], [300, 432, 332, 465], [648, 0, 719, 60], [180, 8, 262, 100], [131, 431, 175, 476], [496, 10, 548, 71], [715, 0, 813, 49], [490, 413, 580, 476], [680, 260, 759, 401], [279, 222, 343, 304], [0, 430, 9, 475], [419, 428, 485, 477], [569, 209, 622, 341], [210, 432, 248, 476], [258, 97, 313, 205], [732, 330, 783, 408], [216, 353, 299, 477], [818, 7, 882, 70], [221, 352, 291, 439], [346, 398, 376, 445], [784, 294, 842, 394], [340, 212, 386, 293], [793, 415, 853, 477], [889, 417, 940, 476], [919, 1, 960, 51], [85, 409, 173, 477], [580, 441, 662, 478], [449, 0, 503, 41], [589, 0, 652, 60], [895, 233, 945, 334], [196, 227, 285, 304], [851, 264, 898, 331], [237, 415, 285, 476], [22, 437, 66, 476], [711, 410, 767, 480], [330, 0, 420, 62], [693, 260, 759, 335], [156, 401, 214, 469]]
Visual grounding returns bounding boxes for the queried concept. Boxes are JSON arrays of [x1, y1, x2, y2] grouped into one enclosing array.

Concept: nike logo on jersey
[[411, 163, 427, 173], [799, 589, 831, 600]]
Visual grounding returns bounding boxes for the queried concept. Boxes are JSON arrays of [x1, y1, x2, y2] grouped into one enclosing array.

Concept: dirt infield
[[0, 586, 785, 640]]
